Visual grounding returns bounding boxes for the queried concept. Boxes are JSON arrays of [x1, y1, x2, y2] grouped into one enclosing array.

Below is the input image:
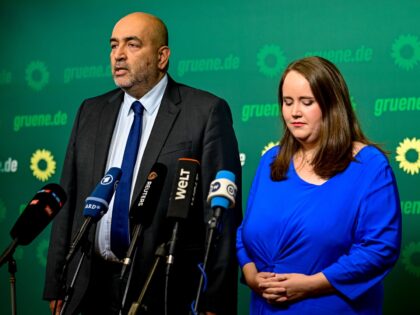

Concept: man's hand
[[49, 300, 63, 315]]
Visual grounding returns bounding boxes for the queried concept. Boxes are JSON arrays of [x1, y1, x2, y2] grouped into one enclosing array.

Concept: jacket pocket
[[160, 141, 192, 156]]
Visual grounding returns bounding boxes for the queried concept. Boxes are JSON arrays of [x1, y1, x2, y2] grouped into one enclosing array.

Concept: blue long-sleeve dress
[[237, 146, 401, 314]]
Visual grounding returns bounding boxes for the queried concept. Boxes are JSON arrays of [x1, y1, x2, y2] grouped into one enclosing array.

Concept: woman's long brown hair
[[271, 56, 380, 181]]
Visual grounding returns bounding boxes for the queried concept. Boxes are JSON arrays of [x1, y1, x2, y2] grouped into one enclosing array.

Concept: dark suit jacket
[[44, 76, 242, 314]]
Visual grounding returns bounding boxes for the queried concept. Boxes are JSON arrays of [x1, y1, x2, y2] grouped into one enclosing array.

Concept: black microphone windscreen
[[9, 183, 67, 245], [130, 163, 167, 226], [166, 158, 200, 220]]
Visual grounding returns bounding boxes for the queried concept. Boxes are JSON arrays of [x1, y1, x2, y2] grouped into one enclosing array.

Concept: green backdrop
[[0, 0, 419, 314]]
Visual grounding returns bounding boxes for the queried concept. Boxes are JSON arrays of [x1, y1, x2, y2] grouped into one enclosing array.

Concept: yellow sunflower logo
[[30, 149, 56, 181], [396, 137, 420, 175], [261, 141, 280, 156]]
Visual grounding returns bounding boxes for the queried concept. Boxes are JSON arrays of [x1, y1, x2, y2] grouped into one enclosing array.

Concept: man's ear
[[158, 46, 170, 70]]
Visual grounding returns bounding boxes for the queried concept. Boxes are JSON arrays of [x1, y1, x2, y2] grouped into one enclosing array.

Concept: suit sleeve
[[43, 104, 83, 300], [199, 98, 242, 315]]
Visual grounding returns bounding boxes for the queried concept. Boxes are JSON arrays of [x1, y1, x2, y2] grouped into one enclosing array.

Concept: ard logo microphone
[[58, 168, 121, 315], [83, 167, 121, 220], [64, 167, 122, 264]]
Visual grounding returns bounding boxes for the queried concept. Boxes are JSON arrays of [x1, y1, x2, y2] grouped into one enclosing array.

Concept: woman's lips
[[291, 122, 305, 127]]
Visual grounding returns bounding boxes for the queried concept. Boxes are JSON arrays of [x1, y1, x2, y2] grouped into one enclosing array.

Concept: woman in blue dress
[[236, 56, 401, 314]]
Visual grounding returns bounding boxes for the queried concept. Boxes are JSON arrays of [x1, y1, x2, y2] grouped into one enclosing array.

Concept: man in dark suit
[[43, 12, 241, 315]]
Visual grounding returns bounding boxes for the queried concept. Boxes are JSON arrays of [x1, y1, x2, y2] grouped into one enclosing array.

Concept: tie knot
[[131, 101, 144, 116]]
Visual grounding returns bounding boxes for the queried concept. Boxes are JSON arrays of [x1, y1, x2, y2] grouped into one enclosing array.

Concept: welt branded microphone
[[166, 158, 200, 274], [64, 167, 121, 263], [0, 183, 67, 267]]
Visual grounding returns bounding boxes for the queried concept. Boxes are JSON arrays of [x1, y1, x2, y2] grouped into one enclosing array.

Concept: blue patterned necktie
[[111, 100, 144, 259]]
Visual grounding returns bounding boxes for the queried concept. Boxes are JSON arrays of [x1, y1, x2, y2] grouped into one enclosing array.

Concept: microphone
[[192, 170, 237, 313], [58, 168, 121, 315], [166, 158, 200, 274], [119, 164, 167, 311], [207, 170, 237, 216], [64, 167, 122, 263], [0, 183, 67, 267], [130, 163, 167, 227], [121, 163, 167, 269]]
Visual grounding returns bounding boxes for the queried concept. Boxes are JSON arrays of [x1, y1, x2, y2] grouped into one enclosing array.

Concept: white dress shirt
[[95, 74, 168, 261]]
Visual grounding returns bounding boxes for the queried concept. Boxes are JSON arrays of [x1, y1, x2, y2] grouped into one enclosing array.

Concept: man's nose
[[113, 46, 126, 61]]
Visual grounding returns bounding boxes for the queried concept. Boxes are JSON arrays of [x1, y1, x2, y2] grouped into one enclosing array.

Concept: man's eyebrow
[[110, 36, 141, 43]]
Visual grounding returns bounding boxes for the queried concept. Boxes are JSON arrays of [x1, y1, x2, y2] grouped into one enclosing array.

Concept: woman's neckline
[[291, 144, 370, 186]]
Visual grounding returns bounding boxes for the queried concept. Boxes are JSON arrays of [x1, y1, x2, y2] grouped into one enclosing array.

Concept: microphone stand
[[164, 221, 181, 315], [128, 243, 167, 315], [8, 256, 17, 315], [165, 222, 179, 276], [59, 238, 92, 315], [192, 207, 223, 314], [0, 239, 19, 315], [119, 224, 145, 314]]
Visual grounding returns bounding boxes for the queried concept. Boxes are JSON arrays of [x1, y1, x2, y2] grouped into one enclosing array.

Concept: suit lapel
[[132, 77, 181, 201], [93, 89, 124, 183]]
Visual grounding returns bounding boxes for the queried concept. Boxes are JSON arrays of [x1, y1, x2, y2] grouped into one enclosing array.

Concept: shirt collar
[[122, 74, 168, 116]]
